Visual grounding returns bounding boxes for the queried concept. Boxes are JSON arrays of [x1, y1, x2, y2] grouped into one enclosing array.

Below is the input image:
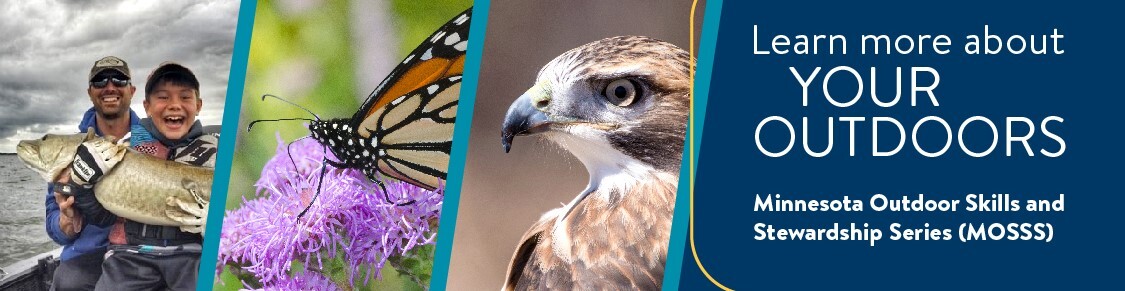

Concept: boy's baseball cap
[[145, 62, 199, 96]]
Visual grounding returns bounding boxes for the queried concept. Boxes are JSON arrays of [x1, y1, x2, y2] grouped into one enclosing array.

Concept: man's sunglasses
[[90, 77, 130, 88]]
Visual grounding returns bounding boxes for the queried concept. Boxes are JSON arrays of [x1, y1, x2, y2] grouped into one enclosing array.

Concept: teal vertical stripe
[[429, 2, 491, 290], [662, 0, 723, 290], [195, 0, 257, 290]]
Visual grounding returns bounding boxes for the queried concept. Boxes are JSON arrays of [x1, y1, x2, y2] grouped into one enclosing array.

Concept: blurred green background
[[219, 0, 470, 290]]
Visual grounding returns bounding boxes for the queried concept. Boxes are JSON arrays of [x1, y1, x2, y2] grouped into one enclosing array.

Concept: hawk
[[499, 36, 691, 290]]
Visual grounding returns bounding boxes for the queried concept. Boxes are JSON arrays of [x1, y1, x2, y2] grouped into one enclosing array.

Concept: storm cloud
[[0, 0, 238, 152]]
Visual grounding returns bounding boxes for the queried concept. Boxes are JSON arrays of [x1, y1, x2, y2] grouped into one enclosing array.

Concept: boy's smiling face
[[144, 82, 202, 140]]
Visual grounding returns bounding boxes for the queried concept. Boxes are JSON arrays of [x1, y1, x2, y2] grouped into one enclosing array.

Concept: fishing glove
[[70, 138, 126, 186], [166, 182, 209, 236]]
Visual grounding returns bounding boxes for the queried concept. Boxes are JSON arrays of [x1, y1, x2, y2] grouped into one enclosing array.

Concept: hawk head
[[500, 36, 691, 290], [501, 36, 691, 182]]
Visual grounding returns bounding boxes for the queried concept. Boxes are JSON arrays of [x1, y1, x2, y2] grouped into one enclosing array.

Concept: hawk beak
[[501, 92, 550, 153]]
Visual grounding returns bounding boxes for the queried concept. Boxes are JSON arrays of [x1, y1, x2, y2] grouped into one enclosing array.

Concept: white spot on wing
[[427, 84, 439, 95], [450, 76, 462, 81], [421, 48, 433, 60], [392, 96, 405, 105], [455, 14, 468, 25], [403, 54, 414, 64], [431, 31, 446, 43], [444, 33, 460, 45], [454, 41, 467, 52]]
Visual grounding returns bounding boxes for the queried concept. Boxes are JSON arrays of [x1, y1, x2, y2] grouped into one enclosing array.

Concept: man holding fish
[[36, 57, 215, 290], [44, 56, 141, 291]]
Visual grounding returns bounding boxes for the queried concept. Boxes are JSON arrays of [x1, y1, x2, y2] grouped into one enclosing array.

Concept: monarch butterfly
[[251, 7, 470, 214]]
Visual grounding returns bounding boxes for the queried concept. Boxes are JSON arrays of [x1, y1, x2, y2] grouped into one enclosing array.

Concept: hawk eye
[[604, 79, 640, 107]]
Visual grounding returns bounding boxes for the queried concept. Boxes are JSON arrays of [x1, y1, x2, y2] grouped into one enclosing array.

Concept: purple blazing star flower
[[256, 271, 338, 291], [218, 134, 443, 288]]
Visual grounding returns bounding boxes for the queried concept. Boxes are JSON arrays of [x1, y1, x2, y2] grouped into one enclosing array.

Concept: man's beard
[[98, 105, 125, 120]]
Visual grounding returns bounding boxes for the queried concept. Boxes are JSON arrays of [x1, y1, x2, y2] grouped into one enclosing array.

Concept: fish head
[[17, 130, 99, 182]]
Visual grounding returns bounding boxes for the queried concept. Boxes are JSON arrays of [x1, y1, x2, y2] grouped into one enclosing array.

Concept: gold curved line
[[688, 0, 734, 290]]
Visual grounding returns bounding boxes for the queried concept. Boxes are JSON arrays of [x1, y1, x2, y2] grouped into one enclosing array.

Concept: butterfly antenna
[[261, 94, 321, 120], [247, 94, 323, 132], [247, 118, 315, 132]]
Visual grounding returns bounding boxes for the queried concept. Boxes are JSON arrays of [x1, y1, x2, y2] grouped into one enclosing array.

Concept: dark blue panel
[[681, 1, 1124, 289]]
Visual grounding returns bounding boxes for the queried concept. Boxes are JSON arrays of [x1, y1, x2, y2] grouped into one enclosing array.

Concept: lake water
[[0, 154, 58, 267]]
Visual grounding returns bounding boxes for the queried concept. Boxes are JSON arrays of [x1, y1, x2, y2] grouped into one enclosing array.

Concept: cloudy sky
[[0, 0, 239, 152]]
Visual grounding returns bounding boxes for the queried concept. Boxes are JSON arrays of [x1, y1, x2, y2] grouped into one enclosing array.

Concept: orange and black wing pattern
[[352, 7, 470, 127], [335, 7, 470, 191]]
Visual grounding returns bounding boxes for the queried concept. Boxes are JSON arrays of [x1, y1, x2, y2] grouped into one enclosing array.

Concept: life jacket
[[107, 119, 218, 249]]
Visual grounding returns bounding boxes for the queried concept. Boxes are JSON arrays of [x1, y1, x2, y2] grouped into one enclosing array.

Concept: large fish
[[16, 131, 210, 235]]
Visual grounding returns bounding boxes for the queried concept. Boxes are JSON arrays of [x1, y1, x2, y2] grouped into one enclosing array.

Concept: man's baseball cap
[[89, 56, 131, 81]]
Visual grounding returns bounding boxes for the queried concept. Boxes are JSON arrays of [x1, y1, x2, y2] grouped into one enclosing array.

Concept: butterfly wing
[[351, 7, 471, 127], [345, 7, 471, 190], [359, 75, 461, 190]]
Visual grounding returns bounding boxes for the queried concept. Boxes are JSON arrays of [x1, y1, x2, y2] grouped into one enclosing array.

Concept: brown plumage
[[499, 36, 691, 290]]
